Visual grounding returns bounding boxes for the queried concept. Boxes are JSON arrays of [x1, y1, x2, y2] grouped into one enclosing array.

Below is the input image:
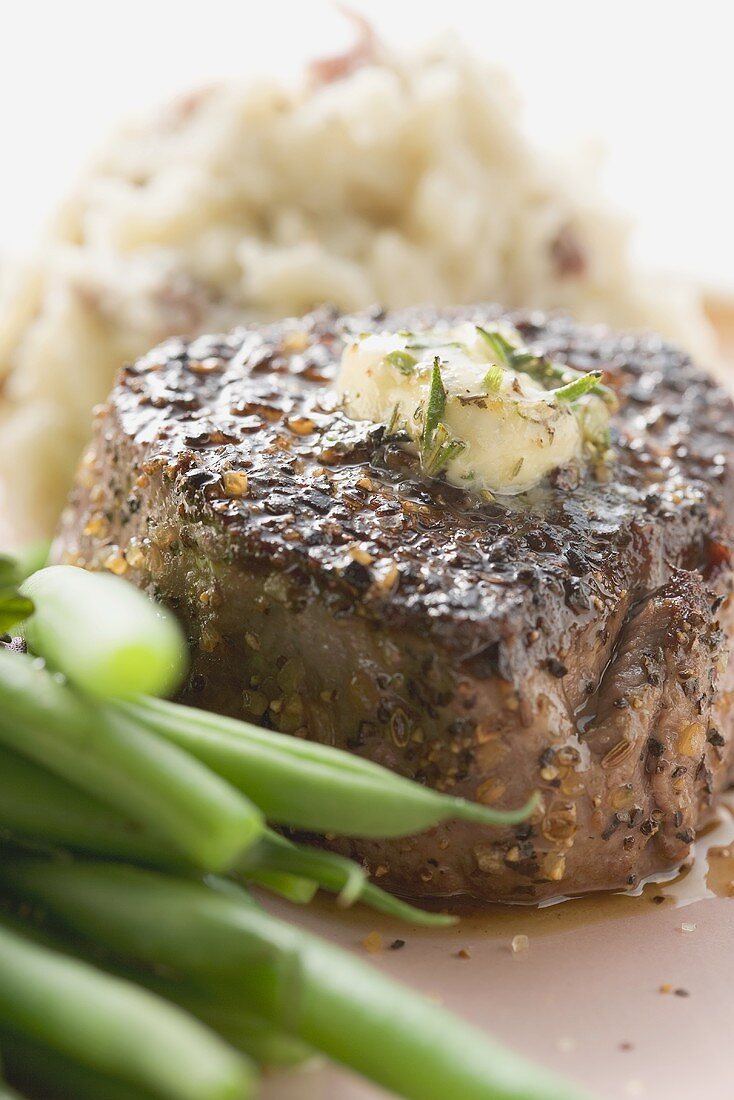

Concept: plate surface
[[257, 811, 734, 1100]]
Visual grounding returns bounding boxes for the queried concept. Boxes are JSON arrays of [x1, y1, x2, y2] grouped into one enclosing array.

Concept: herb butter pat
[[337, 323, 613, 494]]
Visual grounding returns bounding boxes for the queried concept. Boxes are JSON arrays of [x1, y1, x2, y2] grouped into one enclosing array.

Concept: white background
[[1, 0, 732, 290]]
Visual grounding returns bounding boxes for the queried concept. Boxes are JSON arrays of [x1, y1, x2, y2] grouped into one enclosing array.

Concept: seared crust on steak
[[55, 305, 734, 902]]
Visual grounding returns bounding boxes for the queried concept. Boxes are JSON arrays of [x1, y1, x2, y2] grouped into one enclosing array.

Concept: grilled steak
[[55, 305, 734, 903]]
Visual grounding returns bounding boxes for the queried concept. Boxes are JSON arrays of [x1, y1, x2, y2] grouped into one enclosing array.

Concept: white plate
[[257, 809, 734, 1100]]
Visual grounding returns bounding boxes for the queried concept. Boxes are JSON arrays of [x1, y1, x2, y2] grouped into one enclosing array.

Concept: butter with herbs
[[337, 323, 612, 495]]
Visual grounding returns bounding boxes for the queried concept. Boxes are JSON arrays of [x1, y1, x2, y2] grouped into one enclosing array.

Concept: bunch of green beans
[[0, 649, 263, 872], [239, 832, 458, 925], [121, 694, 538, 837], [0, 918, 253, 1100], [0, 860, 586, 1100], [0, 745, 453, 927], [0, 560, 582, 1100]]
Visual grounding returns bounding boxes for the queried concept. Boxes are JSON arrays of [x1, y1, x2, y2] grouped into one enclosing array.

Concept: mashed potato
[[0, 35, 715, 535]]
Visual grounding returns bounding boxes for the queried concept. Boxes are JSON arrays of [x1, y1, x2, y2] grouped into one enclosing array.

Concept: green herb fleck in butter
[[336, 322, 614, 494]]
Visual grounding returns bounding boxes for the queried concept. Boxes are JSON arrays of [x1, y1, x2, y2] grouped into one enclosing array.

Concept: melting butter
[[337, 322, 610, 495]]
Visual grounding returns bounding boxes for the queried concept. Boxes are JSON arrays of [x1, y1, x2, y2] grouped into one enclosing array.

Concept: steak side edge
[[54, 305, 734, 902]]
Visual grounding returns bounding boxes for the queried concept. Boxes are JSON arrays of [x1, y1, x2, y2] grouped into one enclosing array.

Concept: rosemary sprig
[[476, 326, 516, 366], [475, 325, 617, 407], [553, 371, 603, 403], [423, 422, 467, 477], [513, 354, 569, 387], [384, 350, 418, 376], [417, 360, 466, 476], [422, 358, 447, 450], [385, 402, 405, 437], [519, 355, 617, 407], [482, 363, 505, 393]]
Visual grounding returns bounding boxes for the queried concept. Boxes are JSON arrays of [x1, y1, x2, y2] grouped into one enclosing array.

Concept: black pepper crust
[[92, 305, 731, 666], [55, 305, 734, 903]]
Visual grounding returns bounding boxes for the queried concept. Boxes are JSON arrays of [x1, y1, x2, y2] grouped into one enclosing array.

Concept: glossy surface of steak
[[56, 306, 734, 902]]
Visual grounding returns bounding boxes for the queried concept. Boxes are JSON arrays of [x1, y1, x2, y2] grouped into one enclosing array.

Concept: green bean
[[0, 546, 50, 634], [129, 981, 314, 1069], [0, 918, 254, 1100], [0, 741, 448, 924], [171, 1000, 313, 1069], [20, 565, 187, 698], [0, 650, 263, 871], [10, 921, 297, 1086], [0, 595, 32, 636], [0, 744, 441, 927], [243, 868, 318, 904], [0, 1073, 22, 1100], [122, 696, 538, 838], [2, 860, 588, 1100], [0, 1029, 160, 1100], [87, 953, 314, 1069], [242, 833, 456, 927], [0, 748, 443, 926], [0, 745, 178, 866]]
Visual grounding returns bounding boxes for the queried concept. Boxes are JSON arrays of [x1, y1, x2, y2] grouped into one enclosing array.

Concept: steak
[[55, 305, 734, 903]]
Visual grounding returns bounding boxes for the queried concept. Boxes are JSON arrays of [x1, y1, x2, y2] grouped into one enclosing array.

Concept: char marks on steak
[[55, 306, 734, 902]]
